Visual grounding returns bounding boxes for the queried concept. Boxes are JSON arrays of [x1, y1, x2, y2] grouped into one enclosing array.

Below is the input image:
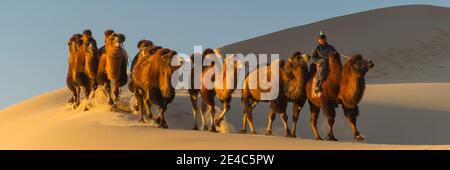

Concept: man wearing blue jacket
[[311, 31, 337, 94]]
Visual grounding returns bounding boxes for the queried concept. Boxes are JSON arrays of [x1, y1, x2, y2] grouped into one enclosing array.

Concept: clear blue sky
[[0, 0, 449, 108]]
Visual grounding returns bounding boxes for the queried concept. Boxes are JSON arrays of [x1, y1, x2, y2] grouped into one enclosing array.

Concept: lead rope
[[340, 54, 351, 59]]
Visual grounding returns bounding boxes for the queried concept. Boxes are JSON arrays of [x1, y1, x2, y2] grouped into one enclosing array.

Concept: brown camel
[[188, 48, 214, 131], [130, 40, 154, 73], [129, 39, 155, 96], [131, 47, 183, 128], [81, 29, 99, 99], [66, 34, 84, 106], [97, 30, 128, 106], [306, 52, 374, 141], [241, 52, 310, 137], [198, 48, 244, 132], [129, 40, 160, 114], [67, 33, 95, 109]]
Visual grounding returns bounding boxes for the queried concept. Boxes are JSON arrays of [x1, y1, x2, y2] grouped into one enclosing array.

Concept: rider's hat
[[318, 30, 327, 40]]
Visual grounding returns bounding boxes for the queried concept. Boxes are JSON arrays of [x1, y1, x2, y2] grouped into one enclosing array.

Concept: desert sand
[[0, 82, 449, 150]]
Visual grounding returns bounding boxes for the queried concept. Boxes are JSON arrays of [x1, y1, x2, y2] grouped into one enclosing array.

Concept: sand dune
[[0, 82, 449, 149], [223, 5, 450, 84]]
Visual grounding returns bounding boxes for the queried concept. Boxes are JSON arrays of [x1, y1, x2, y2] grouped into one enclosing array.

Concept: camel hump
[[349, 54, 363, 61], [137, 39, 153, 49], [117, 33, 126, 43], [202, 48, 215, 59], [161, 48, 172, 56], [149, 46, 162, 55], [291, 51, 302, 57]]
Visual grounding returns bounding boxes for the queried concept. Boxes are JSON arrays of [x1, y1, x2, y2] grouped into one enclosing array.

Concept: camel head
[[82, 29, 92, 43], [68, 34, 83, 53], [137, 39, 153, 56], [214, 48, 245, 71], [288, 51, 310, 67], [161, 49, 183, 73], [104, 30, 123, 48], [113, 33, 126, 48], [346, 54, 374, 76], [84, 39, 97, 57]]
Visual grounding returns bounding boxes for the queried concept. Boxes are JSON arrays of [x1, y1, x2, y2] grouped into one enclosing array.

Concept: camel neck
[[340, 67, 366, 105]]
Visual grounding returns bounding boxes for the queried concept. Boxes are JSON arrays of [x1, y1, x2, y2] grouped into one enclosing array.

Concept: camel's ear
[[149, 46, 162, 55], [117, 34, 126, 43]]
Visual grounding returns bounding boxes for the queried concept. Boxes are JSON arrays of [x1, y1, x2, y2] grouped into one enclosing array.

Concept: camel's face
[[113, 35, 122, 48], [105, 32, 125, 49], [69, 36, 83, 53], [85, 41, 96, 54], [139, 41, 152, 56], [348, 55, 374, 76], [214, 48, 245, 71], [224, 55, 245, 71], [162, 51, 183, 72]]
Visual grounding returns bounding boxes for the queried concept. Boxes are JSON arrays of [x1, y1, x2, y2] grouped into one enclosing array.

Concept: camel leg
[[144, 94, 153, 121], [73, 86, 81, 109], [241, 99, 257, 134], [208, 104, 218, 133], [112, 80, 120, 104], [265, 111, 276, 136], [89, 79, 96, 99], [291, 102, 301, 138], [343, 105, 364, 141], [68, 95, 76, 105], [82, 86, 90, 111], [200, 101, 208, 131], [309, 101, 322, 140], [240, 100, 250, 133], [154, 104, 168, 129], [67, 77, 76, 104], [240, 112, 248, 133], [246, 110, 257, 134], [323, 103, 338, 141], [135, 90, 146, 123], [280, 112, 292, 137], [189, 94, 199, 130], [104, 82, 114, 106], [215, 101, 230, 127], [84, 86, 91, 100]]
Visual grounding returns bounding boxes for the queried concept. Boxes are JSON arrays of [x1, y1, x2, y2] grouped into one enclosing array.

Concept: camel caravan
[[66, 29, 374, 141]]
